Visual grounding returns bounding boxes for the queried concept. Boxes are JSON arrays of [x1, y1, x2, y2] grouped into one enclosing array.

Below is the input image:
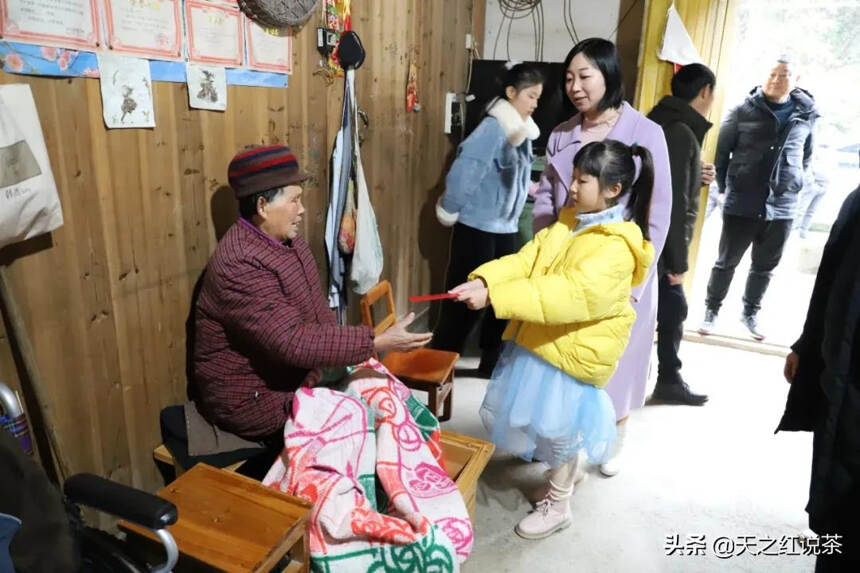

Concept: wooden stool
[[359, 280, 458, 421], [122, 463, 311, 572], [154, 428, 494, 523], [438, 430, 495, 523], [144, 431, 493, 572]]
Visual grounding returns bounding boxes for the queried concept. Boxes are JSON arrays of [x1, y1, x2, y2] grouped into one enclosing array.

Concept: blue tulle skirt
[[479, 343, 617, 467]]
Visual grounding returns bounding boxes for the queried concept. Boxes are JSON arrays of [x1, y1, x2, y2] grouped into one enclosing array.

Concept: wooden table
[[121, 463, 311, 572]]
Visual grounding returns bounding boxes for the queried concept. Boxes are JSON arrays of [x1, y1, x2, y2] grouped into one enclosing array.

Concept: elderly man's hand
[[373, 312, 433, 354]]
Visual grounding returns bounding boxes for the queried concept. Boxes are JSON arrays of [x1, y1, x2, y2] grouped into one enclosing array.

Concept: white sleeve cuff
[[435, 197, 460, 227]]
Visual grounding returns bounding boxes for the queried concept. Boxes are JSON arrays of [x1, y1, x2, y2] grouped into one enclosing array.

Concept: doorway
[[685, 0, 860, 349]]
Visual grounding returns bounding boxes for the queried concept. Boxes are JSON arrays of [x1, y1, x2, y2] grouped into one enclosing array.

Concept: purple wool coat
[[532, 102, 673, 419]]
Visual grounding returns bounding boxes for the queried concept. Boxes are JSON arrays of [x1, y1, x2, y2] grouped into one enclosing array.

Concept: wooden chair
[[359, 280, 458, 422]]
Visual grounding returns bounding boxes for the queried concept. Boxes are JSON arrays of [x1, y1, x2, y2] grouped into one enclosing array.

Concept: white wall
[[483, 0, 622, 63]]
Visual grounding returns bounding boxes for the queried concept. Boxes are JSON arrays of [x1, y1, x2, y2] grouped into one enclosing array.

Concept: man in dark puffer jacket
[[698, 56, 818, 341]]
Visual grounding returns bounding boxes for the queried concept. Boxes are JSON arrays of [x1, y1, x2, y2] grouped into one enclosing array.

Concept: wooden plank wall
[[634, 0, 739, 287], [0, 0, 482, 491]]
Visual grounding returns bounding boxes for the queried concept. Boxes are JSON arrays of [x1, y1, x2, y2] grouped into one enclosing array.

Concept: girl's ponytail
[[574, 139, 655, 238], [628, 145, 654, 240]]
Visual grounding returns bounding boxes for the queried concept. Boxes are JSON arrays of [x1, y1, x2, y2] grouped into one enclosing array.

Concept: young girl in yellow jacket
[[452, 139, 656, 539]]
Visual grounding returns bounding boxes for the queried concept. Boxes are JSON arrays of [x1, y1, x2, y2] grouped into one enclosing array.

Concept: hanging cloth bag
[[0, 84, 63, 248]]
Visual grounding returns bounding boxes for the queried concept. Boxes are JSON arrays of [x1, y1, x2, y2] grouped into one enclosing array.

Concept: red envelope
[[409, 293, 458, 303]]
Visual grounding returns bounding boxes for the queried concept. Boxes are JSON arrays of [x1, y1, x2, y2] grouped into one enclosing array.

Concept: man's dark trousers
[[705, 213, 793, 316], [657, 273, 688, 381]]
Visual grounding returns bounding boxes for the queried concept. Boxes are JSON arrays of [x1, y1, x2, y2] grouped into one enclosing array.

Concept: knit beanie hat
[[228, 144, 309, 198]]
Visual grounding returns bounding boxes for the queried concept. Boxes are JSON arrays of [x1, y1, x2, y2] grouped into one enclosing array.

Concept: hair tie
[[504, 60, 523, 70]]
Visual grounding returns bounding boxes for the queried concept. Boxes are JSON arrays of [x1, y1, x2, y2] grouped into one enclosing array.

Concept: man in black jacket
[[698, 57, 818, 340], [647, 63, 715, 405], [779, 183, 860, 572]]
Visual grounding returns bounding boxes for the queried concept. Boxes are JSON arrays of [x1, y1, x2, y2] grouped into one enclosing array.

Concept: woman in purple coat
[[532, 39, 672, 477]]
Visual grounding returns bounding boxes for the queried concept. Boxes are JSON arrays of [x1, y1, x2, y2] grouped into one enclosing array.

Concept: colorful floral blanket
[[263, 359, 473, 572]]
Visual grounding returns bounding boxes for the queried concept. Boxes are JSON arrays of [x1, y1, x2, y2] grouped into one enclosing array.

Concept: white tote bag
[[0, 84, 63, 249], [347, 71, 384, 294]]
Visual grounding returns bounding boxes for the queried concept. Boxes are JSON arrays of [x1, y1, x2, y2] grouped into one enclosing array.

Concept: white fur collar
[[488, 98, 540, 147]]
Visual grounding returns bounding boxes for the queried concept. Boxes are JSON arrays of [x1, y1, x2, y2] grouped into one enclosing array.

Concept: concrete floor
[[441, 343, 817, 573], [687, 207, 825, 347]]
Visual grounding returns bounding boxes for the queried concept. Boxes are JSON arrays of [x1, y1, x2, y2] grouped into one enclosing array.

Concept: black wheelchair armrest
[[64, 473, 178, 531]]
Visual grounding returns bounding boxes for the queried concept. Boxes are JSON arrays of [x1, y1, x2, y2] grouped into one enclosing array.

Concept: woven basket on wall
[[238, 0, 321, 29]]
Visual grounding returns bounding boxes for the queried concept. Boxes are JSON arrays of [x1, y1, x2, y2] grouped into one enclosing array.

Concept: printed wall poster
[[103, 0, 182, 60], [245, 17, 292, 74], [185, 0, 243, 67], [97, 53, 155, 128], [0, 0, 99, 49], [186, 63, 226, 111]]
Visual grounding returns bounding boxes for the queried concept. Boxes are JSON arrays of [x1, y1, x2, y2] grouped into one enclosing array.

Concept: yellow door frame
[[634, 0, 791, 355], [634, 0, 740, 290]]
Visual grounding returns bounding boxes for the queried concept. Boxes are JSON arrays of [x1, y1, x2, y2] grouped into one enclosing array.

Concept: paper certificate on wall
[[97, 53, 155, 129], [0, 0, 100, 49], [245, 17, 292, 74], [185, 0, 243, 67], [187, 63, 226, 111], [103, 0, 182, 60]]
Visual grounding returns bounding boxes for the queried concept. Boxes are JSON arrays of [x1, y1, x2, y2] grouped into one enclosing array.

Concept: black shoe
[[651, 380, 708, 406]]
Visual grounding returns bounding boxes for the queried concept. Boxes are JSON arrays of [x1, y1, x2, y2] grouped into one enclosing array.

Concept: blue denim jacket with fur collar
[[436, 98, 539, 234]]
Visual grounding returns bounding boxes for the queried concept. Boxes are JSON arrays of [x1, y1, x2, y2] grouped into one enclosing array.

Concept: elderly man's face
[[259, 185, 305, 242], [762, 62, 796, 102]]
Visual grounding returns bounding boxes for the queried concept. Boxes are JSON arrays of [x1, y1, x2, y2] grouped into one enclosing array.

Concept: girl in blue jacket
[[433, 62, 544, 375]]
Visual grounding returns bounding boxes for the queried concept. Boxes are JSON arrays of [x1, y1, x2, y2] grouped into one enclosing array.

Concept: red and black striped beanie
[[227, 144, 310, 198]]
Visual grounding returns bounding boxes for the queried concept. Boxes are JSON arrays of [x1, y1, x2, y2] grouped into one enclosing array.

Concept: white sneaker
[[600, 422, 627, 477], [515, 497, 572, 539], [599, 455, 622, 477]]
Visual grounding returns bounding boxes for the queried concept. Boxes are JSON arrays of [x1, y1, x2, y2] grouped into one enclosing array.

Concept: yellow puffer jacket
[[470, 207, 654, 387]]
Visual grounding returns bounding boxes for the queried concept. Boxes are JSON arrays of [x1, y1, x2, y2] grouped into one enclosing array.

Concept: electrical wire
[[561, 0, 575, 43], [505, 9, 513, 60], [536, 0, 545, 60], [567, 0, 581, 44], [531, 10, 538, 61], [493, 0, 543, 60]]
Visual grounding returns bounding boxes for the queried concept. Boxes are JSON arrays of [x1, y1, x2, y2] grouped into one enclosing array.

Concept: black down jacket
[[715, 87, 818, 220], [647, 95, 712, 274]]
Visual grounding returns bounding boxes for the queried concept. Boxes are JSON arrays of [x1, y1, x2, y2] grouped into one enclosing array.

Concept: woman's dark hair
[[498, 62, 545, 99], [573, 139, 654, 239], [671, 63, 716, 102], [238, 187, 284, 220], [562, 38, 624, 112]]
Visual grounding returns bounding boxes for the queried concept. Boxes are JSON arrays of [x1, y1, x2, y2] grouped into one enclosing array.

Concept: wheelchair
[[1, 383, 178, 573]]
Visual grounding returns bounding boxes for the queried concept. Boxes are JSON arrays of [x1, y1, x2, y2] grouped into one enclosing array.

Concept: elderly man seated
[[192, 144, 431, 443]]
